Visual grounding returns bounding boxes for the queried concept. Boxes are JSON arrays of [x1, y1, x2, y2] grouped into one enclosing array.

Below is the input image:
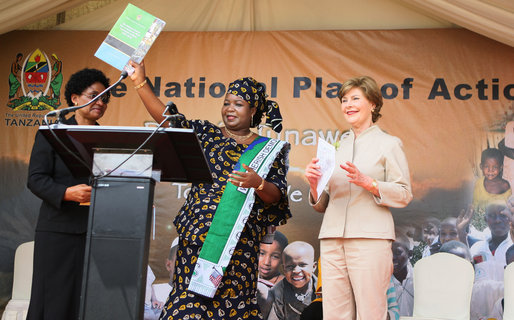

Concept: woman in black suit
[[27, 68, 110, 320]]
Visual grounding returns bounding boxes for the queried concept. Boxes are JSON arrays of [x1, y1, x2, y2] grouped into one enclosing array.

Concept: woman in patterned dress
[[129, 60, 291, 320]]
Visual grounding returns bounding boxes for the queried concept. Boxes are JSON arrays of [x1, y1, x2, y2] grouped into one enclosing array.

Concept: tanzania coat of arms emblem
[[7, 48, 63, 111]]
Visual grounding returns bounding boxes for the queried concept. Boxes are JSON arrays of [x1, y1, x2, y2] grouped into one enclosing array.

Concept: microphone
[[46, 70, 128, 123], [166, 101, 178, 115], [162, 101, 184, 127]]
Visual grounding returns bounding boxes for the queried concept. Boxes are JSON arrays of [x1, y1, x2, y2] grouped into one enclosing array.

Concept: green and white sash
[[188, 136, 287, 298]]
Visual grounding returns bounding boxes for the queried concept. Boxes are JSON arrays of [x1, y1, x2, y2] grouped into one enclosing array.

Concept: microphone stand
[[45, 70, 128, 125]]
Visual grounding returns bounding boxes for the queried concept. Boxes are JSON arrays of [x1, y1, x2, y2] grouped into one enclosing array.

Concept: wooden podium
[[39, 125, 212, 320]]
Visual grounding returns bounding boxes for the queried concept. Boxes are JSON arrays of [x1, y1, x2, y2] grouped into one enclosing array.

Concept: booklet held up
[[95, 3, 165, 74]]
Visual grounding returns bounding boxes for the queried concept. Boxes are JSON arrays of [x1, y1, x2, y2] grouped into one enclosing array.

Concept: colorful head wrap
[[227, 77, 283, 133]]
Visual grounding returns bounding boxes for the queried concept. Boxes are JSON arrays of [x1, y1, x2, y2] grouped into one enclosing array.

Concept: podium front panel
[[80, 177, 155, 320], [90, 177, 154, 237], [81, 237, 146, 319]]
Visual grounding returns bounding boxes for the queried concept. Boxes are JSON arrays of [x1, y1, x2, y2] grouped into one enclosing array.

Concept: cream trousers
[[320, 238, 393, 320]]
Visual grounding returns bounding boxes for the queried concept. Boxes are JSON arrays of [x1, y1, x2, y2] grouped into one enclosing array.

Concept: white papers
[[316, 138, 336, 201]]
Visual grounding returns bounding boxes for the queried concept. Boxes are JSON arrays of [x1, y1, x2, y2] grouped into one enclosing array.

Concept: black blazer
[[27, 116, 90, 234]]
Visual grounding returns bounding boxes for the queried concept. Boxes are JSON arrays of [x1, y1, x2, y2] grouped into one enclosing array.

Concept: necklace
[[224, 127, 254, 141], [294, 278, 313, 302], [295, 289, 311, 303]]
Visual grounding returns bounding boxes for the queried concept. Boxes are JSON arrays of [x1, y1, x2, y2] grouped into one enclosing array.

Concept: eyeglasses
[[82, 92, 110, 104]]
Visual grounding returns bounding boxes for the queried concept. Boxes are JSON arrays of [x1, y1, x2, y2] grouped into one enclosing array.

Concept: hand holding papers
[[95, 3, 165, 74], [315, 138, 336, 201]]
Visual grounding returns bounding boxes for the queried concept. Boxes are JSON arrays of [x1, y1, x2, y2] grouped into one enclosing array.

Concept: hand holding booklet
[[316, 138, 336, 201], [95, 3, 165, 74]]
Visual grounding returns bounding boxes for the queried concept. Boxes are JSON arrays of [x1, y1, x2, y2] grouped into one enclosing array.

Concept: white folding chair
[[400, 252, 475, 320], [504, 263, 514, 320], [1, 241, 34, 320]]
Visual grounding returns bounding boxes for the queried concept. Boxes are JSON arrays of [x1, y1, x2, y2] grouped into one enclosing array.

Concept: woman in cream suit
[[305, 76, 412, 319]]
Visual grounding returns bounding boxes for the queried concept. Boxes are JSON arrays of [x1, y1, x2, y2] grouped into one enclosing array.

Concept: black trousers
[[27, 231, 86, 320]]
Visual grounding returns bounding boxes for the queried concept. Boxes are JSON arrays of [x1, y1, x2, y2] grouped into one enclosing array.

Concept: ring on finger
[[239, 182, 242, 187]]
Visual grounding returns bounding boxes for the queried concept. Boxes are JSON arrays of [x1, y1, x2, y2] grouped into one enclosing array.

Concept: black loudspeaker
[[79, 177, 155, 320]]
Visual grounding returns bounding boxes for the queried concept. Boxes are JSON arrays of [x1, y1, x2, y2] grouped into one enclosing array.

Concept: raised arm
[[457, 206, 473, 245], [128, 60, 168, 124]]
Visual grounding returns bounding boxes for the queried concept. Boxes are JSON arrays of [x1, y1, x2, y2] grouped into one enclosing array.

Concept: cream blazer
[[311, 125, 412, 240]]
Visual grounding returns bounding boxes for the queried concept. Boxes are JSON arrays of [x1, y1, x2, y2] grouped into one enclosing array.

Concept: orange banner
[[1, 29, 513, 313]]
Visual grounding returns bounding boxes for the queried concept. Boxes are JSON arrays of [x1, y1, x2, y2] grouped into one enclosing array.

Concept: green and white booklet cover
[[95, 3, 165, 73]]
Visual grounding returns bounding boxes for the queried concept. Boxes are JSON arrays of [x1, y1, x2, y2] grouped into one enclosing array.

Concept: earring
[[250, 116, 254, 127]]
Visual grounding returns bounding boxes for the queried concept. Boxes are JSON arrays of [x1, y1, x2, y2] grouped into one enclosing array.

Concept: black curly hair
[[481, 147, 504, 166], [271, 230, 288, 252], [64, 68, 110, 106]]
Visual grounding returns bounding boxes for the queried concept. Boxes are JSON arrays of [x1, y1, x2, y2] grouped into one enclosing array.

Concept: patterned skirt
[[160, 236, 263, 320]]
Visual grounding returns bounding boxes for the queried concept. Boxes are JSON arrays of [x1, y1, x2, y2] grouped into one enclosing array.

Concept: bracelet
[[134, 79, 147, 89], [370, 179, 378, 192], [256, 177, 265, 191]]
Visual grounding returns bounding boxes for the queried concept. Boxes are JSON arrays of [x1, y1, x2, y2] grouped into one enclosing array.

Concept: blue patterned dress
[[160, 120, 291, 320]]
